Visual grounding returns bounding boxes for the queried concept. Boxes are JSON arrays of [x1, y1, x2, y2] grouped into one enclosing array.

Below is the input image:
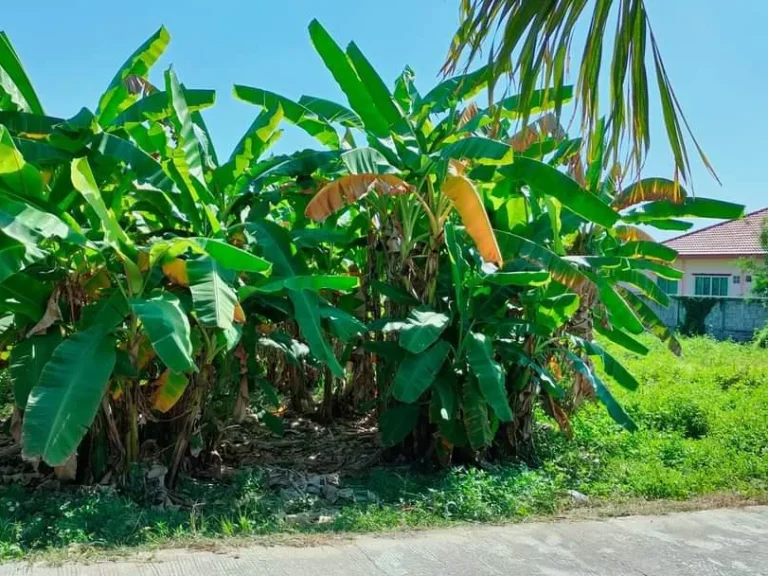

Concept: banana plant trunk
[[569, 283, 598, 406], [169, 364, 213, 486]]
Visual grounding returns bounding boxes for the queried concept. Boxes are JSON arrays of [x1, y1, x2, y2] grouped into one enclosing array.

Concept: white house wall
[[675, 256, 762, 297]]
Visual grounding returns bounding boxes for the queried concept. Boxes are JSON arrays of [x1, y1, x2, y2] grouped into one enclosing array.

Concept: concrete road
[[2, 506, 767, 575]]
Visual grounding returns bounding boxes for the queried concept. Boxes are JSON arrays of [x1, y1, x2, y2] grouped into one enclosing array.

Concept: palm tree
[[443, 0, 718, 189]]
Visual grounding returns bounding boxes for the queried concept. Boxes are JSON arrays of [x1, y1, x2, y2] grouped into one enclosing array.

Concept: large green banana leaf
[[233, 86, 339, 149], [571, 336, 639, 391], [0, 235, 43, 283], [191, 238, 271, 274], [0, 125, 43, 198], [379, 403, 420, 447], [0, 193, 86, 248], [165, 68, 219, 232], [393, 340, 451, 403], [318, 304, 366, 343], [346, 42, 404, 130], [439, 137, 515, 166], [91, 133, 176, 194], [0, 32, 44, 114], [620, 288, 682, 356], [96, 26, 170, 125], [308, 20, 389, 138], [398, 309, 451, 355], [566, 351, 637, 432], [495, 231, 587, 291], [465, 332, 513, 422], [414, 65, 489, 118], [22, 329, 117, 466], [131, 292, 195, 373], [187, 256, 237, 330], [502, 158, 618, 228], [0, 273, 49, 320], [247, 219, 344, 378], [109, 88, 215, 126], [622, 198, 745, 222], [71, 157, 131, 248], [593, 322, 649, 356], [254, 275, 359, 294], [9, 331, 62, 410], [223, 107, 283, 183], [610, 241, 677, 262], [444, 222, 469, 321], [609, 268, 670, 308], [461, 378, 493, 450], [298, 95, 361, 128]]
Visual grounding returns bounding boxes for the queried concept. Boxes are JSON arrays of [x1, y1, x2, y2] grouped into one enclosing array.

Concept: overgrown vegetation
[[0, 22, 744, 484], [679, 298, 720, 336], [2, 336, 767, 560], [0, 11, 754, 564]]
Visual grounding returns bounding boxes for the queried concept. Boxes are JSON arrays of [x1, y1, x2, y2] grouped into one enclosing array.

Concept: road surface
[[2, 506, 767, 575]]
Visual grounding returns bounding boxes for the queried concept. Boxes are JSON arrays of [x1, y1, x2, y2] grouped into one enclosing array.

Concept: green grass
[[2, 335, 768, 560]]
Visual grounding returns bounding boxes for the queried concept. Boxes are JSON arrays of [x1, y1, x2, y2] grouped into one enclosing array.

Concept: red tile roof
[[663, 207, 768, 256]]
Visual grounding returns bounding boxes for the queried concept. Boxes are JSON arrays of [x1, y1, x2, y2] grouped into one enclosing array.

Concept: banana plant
[[0, 28, 356, 481]]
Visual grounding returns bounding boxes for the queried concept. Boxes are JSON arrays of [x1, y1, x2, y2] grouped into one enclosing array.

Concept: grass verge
[[2, 335, 768, 561]]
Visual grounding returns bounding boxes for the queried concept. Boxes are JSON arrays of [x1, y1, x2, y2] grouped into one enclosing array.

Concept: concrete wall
[[674, 256, 761, 297], [651, 297, 768, 341]]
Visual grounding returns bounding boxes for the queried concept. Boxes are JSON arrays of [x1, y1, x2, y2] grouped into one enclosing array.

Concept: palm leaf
[[443, 0, 717, 188]]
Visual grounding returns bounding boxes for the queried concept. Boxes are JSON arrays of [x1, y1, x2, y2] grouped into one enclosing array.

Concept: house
[[659, 207, 768, 298]]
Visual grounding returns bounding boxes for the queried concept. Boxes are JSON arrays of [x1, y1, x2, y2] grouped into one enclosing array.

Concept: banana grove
[[0, 23, 743, 483]]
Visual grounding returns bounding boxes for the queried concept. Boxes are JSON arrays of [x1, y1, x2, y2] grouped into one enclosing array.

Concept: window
[[733, 275, 741, 284], [694, 275, 729, 297], [746, 275, 753, 283], [657, 277, 679, 295]]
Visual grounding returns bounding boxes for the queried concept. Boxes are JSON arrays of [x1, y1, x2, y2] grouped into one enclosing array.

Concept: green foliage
[[0, 19, 749, 493], [679, 298, 719, 336], [3, 337, 768, 559]]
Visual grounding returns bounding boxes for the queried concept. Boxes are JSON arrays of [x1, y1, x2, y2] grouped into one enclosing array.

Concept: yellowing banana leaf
[[151, 369, 189, 413], [612, 178, 686, 210], [162, 258, 189, 287], [233, 302, 246, 324], [442, 174, 503, 266], [611, 240, 677, 263], [305, 174, 410, 221], [614, 225, 655, 243]]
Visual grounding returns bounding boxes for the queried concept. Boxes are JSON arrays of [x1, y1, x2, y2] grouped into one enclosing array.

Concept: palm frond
[[443, 0, 718, 187]]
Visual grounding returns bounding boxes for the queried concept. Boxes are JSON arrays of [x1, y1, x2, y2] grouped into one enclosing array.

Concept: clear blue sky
[[4, 1, 766, 239]]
